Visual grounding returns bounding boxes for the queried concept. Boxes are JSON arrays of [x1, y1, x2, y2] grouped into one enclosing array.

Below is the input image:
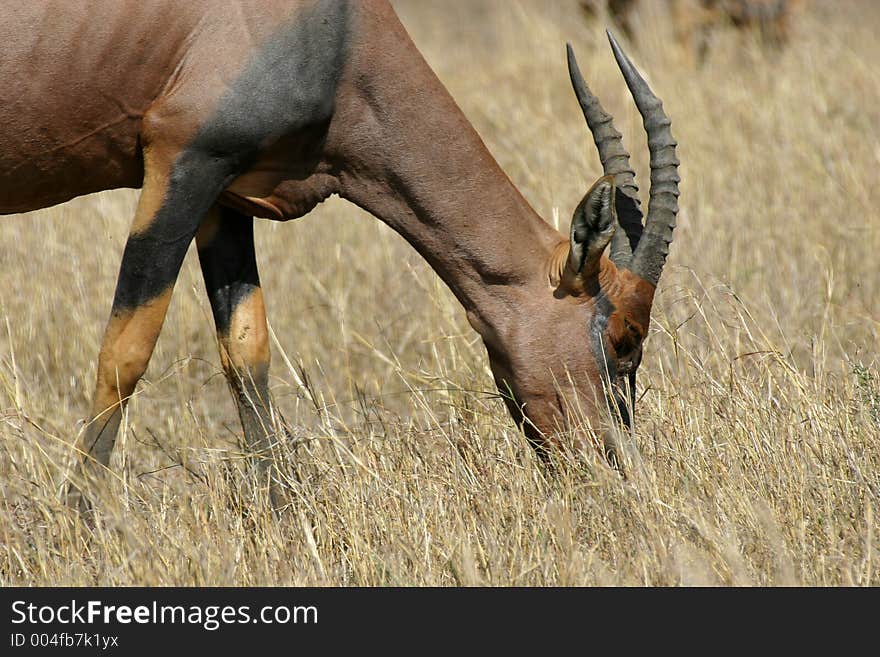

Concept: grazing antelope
[[671, 0, 801, 62], [0, 0, 678, 510], [582, 0, 801, 62]]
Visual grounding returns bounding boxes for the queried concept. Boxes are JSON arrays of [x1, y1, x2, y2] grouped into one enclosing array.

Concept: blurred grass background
[[0, 0, 877, 585]]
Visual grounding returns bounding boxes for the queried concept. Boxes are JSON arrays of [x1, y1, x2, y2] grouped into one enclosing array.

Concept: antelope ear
[[569, 175, 617, 275]]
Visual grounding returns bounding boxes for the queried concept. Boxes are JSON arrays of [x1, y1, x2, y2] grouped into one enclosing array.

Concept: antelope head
[[483, 33, 679, 463]]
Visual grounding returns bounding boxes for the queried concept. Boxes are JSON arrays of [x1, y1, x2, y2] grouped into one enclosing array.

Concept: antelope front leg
[[196, 206, 284, 500], [66, 143, 231, 513]]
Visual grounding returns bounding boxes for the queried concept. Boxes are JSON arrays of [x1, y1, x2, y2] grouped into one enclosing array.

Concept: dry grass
[[1, 0, 878, 586]]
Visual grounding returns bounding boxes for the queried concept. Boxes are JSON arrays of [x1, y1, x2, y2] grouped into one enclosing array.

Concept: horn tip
[[606, 30, 622, 53], [606, 30, 628, 65], [567, 42, 584, 82]]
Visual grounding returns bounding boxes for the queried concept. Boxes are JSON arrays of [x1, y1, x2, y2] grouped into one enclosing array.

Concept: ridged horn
[[566, 42, 642, 269], [607, 30, 680, 288]]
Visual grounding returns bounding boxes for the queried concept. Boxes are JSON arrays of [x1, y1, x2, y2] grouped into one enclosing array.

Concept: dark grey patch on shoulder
[[112, 2, 352, 311], [190, 0, 351, 169]]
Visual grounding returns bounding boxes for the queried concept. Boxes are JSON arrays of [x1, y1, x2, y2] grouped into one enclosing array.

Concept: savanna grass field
[[1, 0, 878, 586]]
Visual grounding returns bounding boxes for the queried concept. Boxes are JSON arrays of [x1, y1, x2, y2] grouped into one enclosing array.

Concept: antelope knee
[[95, 339, 153, 402]]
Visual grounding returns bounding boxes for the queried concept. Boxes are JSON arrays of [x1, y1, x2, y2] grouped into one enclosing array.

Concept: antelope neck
[[331, 3, 562, 335]]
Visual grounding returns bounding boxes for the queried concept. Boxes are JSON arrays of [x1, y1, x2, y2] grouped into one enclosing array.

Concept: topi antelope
[[583, 0, 801, 63], [671, 0, 802, 62], [1, 1, 678, 510]]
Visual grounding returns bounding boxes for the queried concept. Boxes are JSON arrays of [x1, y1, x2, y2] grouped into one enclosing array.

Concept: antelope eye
[[609, 317, 642, 360]]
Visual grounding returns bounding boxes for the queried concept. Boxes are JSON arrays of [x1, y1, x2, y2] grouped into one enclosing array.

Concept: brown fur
[[3, 1, 671, 508]]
